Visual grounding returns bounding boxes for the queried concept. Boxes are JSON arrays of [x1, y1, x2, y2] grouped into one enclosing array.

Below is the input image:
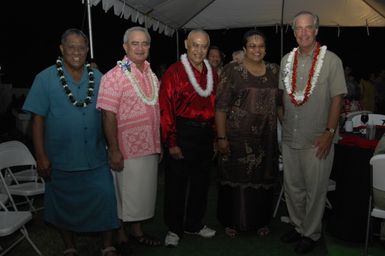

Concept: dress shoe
[[294, 237, 317, 254], [280, 228, 302, 243]]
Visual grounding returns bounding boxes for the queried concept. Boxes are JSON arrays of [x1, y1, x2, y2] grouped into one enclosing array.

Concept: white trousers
[[282, 144, 334, 241]]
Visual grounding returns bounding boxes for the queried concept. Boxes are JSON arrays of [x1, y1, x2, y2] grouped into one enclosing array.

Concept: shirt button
[[84, 140, 88, 144], [82, 113, 86, 116], [300, 77, 303, 80], [84, 127, 88, 130], [293, 129, 297, 132]]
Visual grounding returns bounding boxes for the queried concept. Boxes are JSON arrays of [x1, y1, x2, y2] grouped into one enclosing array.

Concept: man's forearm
[[327, 94, 343, 130], [102, 110, 119, 151], [31, 114, 47, 160]]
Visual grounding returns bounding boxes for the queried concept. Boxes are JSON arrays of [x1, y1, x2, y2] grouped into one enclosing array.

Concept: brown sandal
[[257, 226, 270, 237], [129, 233, 161, 247], [225, 227, 238, 238], [101, 246, 118, 256], [63, 248, 78, 256]]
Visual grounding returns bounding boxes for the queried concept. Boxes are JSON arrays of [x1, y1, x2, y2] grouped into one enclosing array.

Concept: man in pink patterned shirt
[[96, 26, 161, 254]]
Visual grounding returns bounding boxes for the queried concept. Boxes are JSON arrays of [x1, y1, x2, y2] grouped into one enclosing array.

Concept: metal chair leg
[[363, 195, 372, 256]]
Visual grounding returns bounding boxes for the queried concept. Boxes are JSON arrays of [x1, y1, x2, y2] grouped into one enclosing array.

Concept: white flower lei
[[180, 53, 213, 97], [283, 45, 327, 104], [118, 60, 159, 105]]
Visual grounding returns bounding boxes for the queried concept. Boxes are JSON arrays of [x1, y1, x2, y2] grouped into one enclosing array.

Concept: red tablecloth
[[339, 125, 385, 150]]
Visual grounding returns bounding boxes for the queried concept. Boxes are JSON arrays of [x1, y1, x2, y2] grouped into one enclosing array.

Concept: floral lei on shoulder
[[117, 59, 159, 106], [283, 43, 327, 106]]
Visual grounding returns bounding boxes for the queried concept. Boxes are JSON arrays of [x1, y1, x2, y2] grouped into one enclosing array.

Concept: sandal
[[63, 248, 78, 255], [129, 233, 161, 247], [115, 241, 133, 256], [225, 227, 238, 238], [256, 226, 270, 237], [101, 246, 118, 256]]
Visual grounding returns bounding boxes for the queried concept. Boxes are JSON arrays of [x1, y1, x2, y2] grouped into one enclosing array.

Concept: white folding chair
[[0, 200, 42, 255], [352, 113, 385, 128], [363, 154, 385, 256], [0, 141, 44, 212], [273, 178, 336, 217]]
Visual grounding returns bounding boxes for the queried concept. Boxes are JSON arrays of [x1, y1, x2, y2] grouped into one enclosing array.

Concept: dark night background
[[1, 1, 385, 88]]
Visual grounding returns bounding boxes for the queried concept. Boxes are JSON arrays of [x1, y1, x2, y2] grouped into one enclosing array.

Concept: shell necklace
[[56, 57, 94, 108], [283, 42, 326, 106], [181, 53, 213, 97], [118, 59, 159, 105]]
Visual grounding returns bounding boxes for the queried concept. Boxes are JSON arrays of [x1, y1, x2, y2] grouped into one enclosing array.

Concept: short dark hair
[[61, 28, 89, 45], [242, 29, 266, 48], [208, 45, 225, 60]]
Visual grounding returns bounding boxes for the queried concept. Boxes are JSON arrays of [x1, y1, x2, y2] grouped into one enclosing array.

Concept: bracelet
[[216, 137, 227, 140]]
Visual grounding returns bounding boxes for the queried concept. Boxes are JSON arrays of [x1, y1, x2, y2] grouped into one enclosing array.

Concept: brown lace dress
[[215, 61, 281, 231]]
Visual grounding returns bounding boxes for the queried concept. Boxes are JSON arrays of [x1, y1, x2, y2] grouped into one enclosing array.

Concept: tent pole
[[280, 0, 285, 59], [176, 30, 180, 61], [86, 0, 94, 60]]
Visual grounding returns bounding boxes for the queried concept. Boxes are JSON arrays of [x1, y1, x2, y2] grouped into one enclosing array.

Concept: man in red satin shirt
[[159, 29, 219, 247]]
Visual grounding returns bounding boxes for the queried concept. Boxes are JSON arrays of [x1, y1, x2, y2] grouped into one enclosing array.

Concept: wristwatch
[[325, 128, 335, 135]]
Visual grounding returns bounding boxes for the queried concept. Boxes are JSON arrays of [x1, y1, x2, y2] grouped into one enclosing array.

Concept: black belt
[[176, 117, 213, 128]]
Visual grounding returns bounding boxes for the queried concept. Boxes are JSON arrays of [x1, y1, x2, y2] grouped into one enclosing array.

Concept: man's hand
[[314, 132, 333, 159], [36, 155, 52, 178], [169, 146, 184, 160], [108, 148, 124, 172]]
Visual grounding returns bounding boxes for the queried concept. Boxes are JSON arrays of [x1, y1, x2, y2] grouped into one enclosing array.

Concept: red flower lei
[[289, 42, 321, 106]]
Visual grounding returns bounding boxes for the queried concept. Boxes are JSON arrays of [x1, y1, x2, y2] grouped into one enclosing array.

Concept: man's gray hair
[[187, 29, 210, 44], [292, 11, 319, 30], [123, 26, 151, 43]]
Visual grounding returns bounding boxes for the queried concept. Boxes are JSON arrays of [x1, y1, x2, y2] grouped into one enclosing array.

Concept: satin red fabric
[[159, 61, 218, 147]]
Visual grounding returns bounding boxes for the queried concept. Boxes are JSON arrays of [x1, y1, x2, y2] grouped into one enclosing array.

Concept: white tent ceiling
[[86, 0, 385, 36]]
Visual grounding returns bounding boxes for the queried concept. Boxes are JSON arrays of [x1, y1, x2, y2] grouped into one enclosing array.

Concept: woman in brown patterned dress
[[215, 30, 281, 237]]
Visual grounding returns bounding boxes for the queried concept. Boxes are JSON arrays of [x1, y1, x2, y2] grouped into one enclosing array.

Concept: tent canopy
[[87, 0, 385, 36]]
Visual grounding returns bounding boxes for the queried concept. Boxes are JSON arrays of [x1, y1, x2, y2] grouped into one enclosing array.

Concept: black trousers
[[163, 119, 214, 237]]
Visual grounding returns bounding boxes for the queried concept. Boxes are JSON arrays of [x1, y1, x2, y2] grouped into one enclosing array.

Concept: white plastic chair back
[[352, 113, 385, 128], [370, 154, 385, 191], [346, 110, 372, 121]]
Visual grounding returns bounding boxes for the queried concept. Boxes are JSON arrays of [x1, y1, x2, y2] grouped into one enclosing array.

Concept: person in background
[[231, 50, 244, 64], [360, 72, 376, 112], [208, 45, 225, 76], [96, 26, 162, 254], [374, 69, 385, 114], [342, 66, 362, 114], [22, 28, 120, 256], [279, 11, 347, 254], [215, 29, 281, 238], [159, 29, 218, 247]]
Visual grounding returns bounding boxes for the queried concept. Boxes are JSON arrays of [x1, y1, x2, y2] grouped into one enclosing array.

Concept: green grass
[[2, 171, 384, 255]]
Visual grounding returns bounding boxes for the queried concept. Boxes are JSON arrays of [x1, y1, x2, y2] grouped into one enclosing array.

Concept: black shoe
[[294, 237, 317, 254], [281, 228, 302, 243]]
